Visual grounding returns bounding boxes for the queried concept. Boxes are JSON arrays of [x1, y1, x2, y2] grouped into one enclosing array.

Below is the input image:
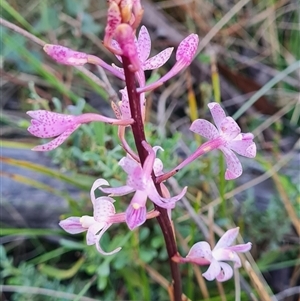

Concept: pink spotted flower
[[112, 25, 174, 86], [100, 142, 187, 230], [189, 103, 256, 179], [27, 110, 133, 151], [183, 227, 251, 282], [59, 179, 123, 255]]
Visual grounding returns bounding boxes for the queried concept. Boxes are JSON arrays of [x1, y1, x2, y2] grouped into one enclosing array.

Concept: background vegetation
[[1, 0, 299, 300]]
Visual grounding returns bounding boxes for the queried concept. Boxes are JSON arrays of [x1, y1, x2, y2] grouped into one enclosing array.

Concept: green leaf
[[39, 256, 85, 280]]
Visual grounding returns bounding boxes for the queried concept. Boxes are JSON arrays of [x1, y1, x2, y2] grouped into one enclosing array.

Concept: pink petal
[[27, 111, 77, 138], [100, 184, 134, 196], [59, 217, 86, 234], [216, 262, 233, 282], [219, 146, 243, 180], [147, 184, 187, 209], [119, 88, 131, 119], [229, 133, 256, 158], [137, 25, 151, 62], [176, 34, 199, 65], [90, 178, 110, 205], [43, 44, 88, 66], [86, 222, 104, 245], [228, 242, 252, 253], [127, 166, 146, 191], [111, 63, 124, 74], [114, 24, 140, 71], [95, 224, 122, 255], [214, 228, 239, 250], [119, 155, 140, 174], [94, 197, 116, 221], [32, 124, 80, 151], [143, 47, 174, 70], [207, 103, 226, 131], [153, 158, 164, 176], [202, 259, 221, 281], [186, 241, 212, 260], [104, 2, 122, 46], [126, 201, 147, 230], [111, 40, 122, 62], [213, 248, 242, 268], [219, 117, 241, 140], [190, 119, 219, 140]]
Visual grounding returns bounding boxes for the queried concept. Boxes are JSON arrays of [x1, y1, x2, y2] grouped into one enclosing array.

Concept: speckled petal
[[176, 34, 199, 65], [93, 197, 116, 221], [229, 133, 256, 158], [119, 88, 131, 119], [219, 117, 241, 140], [32, 124, 80, 151], [202, 259, 221, 281], [207, 103, 226, 131], [190, 119, 219, 140], [126, 200, 147, 230], [90, 179, 110, 204], [100, 184, 135, 196], [216, 262, 233, 282], [214, 228, 239, 250], [119, 155, 140, 175], [127, 166, 146, 191], [137, 25, 151, 62], [143, 47, 173, 70], [59, 217, 86, 234], [111, 40, 122, 62], [219, 146, 243, 180], [186, 241, 212, 260], [27, 110, 77, 138]]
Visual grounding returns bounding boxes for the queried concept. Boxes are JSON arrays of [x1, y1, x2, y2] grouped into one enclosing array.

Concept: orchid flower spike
[[184, 227, 252, 282], [59, 179, 123, 255], [27, 110, 134, 151], [189, 102, 256, 179], [100, 142, 187, 230]]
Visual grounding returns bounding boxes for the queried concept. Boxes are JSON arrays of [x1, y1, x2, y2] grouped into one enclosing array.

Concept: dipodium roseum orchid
[[189, 103, 256, 179], [27, 110, 134, 151], [157, 102, 256, 183], [112, 25, 174, 86], [177, 227, 251, 282], [100, 142, 187, 230], [59, 179, 122, 255], [59, 178, 159, 254]]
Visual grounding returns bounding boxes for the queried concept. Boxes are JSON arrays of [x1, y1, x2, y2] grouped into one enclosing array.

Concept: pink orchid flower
[[43, 44, 125, 80], [27, 110, 133, 151], [189, 102, 256, 179], [138, 33, 199, 93], [184, 227, 251, 282], [100, 142, 187, 230], [59, 179, 123, 255], [112, 25, 174, 86]]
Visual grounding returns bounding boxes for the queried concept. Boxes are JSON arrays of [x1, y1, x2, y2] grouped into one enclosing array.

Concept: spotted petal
[[207, 102, 226, 131], [190, 119, 219, 140], [229, 133, 256, 158], [214, 228, 239, 250], [186, 241, 212, 260], [93, 197, 116, 222], [219, 146, 243, 180], [143, 47, 173, 70], [137, 25, 151, 62], [32, 124, 80, 151]]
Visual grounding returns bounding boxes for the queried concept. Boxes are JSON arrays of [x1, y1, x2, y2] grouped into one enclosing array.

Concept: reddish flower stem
[[122, 56, 183, 301]]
